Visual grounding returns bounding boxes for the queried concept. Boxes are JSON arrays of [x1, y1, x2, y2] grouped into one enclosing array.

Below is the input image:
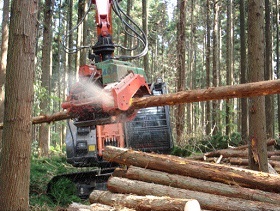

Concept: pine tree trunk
[[265, 0, 274, 141], [226, 0, 233, 136], [277, 0, 280, 134], [248, 0, 268, 172], [0, 0, 38, 209], [81, 0, 87, 65], [205, 0, 211, 135], [76, 0, 84, 73], [67, 0, 74, 87], [176, 0, 187, 145], [187, 0, 195, 135], [142, 0, 149, 79], [0, 0, 9, 148], [39, 0, 53, 157], [212, 1, 219, 135], [240, 0, 248, 143]]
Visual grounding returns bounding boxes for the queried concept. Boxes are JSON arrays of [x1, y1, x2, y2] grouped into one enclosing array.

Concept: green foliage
[[171, 146, 192, 157], [48, 178, 81, 207], [29, 154, 81, 209]]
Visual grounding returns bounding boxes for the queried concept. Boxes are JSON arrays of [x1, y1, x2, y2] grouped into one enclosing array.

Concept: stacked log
[[89, 190, 201, 211], [67, 202, 136, 211], [192, 139, 280, 174], [97, 146, 280, 211], [191, 139, 277, 161]]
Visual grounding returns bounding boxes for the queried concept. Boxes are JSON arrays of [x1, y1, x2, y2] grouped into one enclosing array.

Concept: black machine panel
[[124, 82, 173, 153]]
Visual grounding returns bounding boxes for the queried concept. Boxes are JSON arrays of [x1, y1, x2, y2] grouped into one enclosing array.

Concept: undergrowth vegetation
[[29, 155, 82, 210]]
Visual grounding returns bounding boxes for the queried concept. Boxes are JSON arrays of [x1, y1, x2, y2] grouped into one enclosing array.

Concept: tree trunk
[[107, 177, 280, 211], [67, 0, 74, 87], [226, 0, 233, 136], [0, 0, 38, 210], [0, 0, 9, 148], [187, 0, 195, 135], [89, 190, 201, 211], [81, 1, 88, 66], [265, 0, 274, 141], [205, 0, 211, 135], [75, 0, 84, 73], [103, 146, 280, 193], [248, 0, 268, 172], [277, 0, 280, 134], [212, 1, 219, 135], [176, 0, 187, 145], [142, 0, 149, 78], [39, 0, 53, 157], [240, 0, 248, 143]]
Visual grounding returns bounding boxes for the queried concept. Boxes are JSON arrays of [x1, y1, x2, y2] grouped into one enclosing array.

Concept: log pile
[[85, 146, 280, 211], [191, 139, 280, 174]]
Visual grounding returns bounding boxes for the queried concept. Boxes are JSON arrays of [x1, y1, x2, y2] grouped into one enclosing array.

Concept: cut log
[[0, 110, 70, 129], [131, 79, 280, 109], [233, 139, 276, 150], [229, 158, 280, 174], [270, 155, 280, 161], [89, 190, 201, 211], [196, 149, 280, 159], [103, 146, 280, 193], [107, 176, 280, 211], [190, 140, 276, 161], [67, 202, 135, 211], [230, 157, 280, 168], [123, 165, 280, 205]]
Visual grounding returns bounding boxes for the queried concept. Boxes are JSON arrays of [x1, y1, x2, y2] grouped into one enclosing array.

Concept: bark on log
[[123, 166, 280, 205], [103, 146, 280, 193], [89, 190, 201, 211], [107, 176, 280, 211], [0, 110, 70, 129], [131, 79, 280, 109]]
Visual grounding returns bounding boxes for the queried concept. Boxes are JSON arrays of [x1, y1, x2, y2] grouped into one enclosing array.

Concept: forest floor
[[29, 154, 86, 210]]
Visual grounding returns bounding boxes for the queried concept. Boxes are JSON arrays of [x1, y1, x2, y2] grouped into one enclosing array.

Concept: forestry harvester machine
[[48, 0, 172, 199]]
